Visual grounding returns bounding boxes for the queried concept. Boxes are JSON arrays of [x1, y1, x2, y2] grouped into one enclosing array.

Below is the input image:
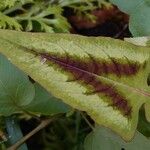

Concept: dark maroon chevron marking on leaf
[[41, 53, 140, 77], [39, 52, 141, 117]]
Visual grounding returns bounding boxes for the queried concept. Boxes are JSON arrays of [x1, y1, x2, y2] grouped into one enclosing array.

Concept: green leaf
[[0, 54, 67, 116], [110, 0, 150, 36], [25, 83, 70, 115], [0, 12, 22, 30], [84, 126, 150, 150], [0, 54, 35, 116], [0, 30, 149, 140]]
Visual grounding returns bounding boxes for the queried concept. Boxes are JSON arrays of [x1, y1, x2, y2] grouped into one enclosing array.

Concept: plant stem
[[7, 118, 53, 150], [75, 111, 81, 141], [0, 130, 7, 142], [3, 3, 24, 15], [80, 112, 94, 130], [3, 0, 34, 15]]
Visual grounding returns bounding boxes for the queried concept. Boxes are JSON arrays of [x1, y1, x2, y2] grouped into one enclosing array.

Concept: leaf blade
[[0, 54, 35, 116], [0, 30, 149, 140]]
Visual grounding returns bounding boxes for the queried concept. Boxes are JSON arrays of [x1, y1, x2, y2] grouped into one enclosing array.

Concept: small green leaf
[[0, 54, 35, 116], [84, 126, 150, 150], [110, 0, 150, 36], [25, 83, 70, 115], [0, 30, 150, 140]]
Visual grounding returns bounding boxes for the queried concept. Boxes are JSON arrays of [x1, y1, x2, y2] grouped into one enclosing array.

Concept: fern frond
[[0, 0, 18, 9], [15, 5, 71, 33], [0, 12, 21, 30]]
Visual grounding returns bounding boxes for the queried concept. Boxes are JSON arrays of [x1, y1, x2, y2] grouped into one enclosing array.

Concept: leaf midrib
[[2, 37, 150, 98]]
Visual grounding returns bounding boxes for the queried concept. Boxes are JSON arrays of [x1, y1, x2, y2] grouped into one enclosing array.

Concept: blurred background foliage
[[0, 0, 110, 33]]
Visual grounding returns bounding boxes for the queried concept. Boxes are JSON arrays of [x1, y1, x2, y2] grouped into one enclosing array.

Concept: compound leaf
[[0, 30, 150, 140]]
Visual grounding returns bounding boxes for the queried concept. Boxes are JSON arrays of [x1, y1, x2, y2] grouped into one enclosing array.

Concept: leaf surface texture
[[0, 30, 149, 140]]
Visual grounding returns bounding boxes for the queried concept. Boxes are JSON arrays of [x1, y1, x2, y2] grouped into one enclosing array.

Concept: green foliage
[[0, 0, 106, 33], [0, 0, 70, 33], [0, 54, 35, 116], [0, 12, 21, 30], [33, 113, 87, 150], [110, 0, 150, 36], [26, 83, 70, 115], [137, 109, 150, 137], [0, 30, 150, 140], [58, 0, 110, 8], [0, 0, 33, 10], [14, 3, 71, 33], [0, 54, 69, 116], [84, 126, 150, 150], [0, 0, 19, 9], [0, 1, 150, 149], [59, 0, 111, 22]]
